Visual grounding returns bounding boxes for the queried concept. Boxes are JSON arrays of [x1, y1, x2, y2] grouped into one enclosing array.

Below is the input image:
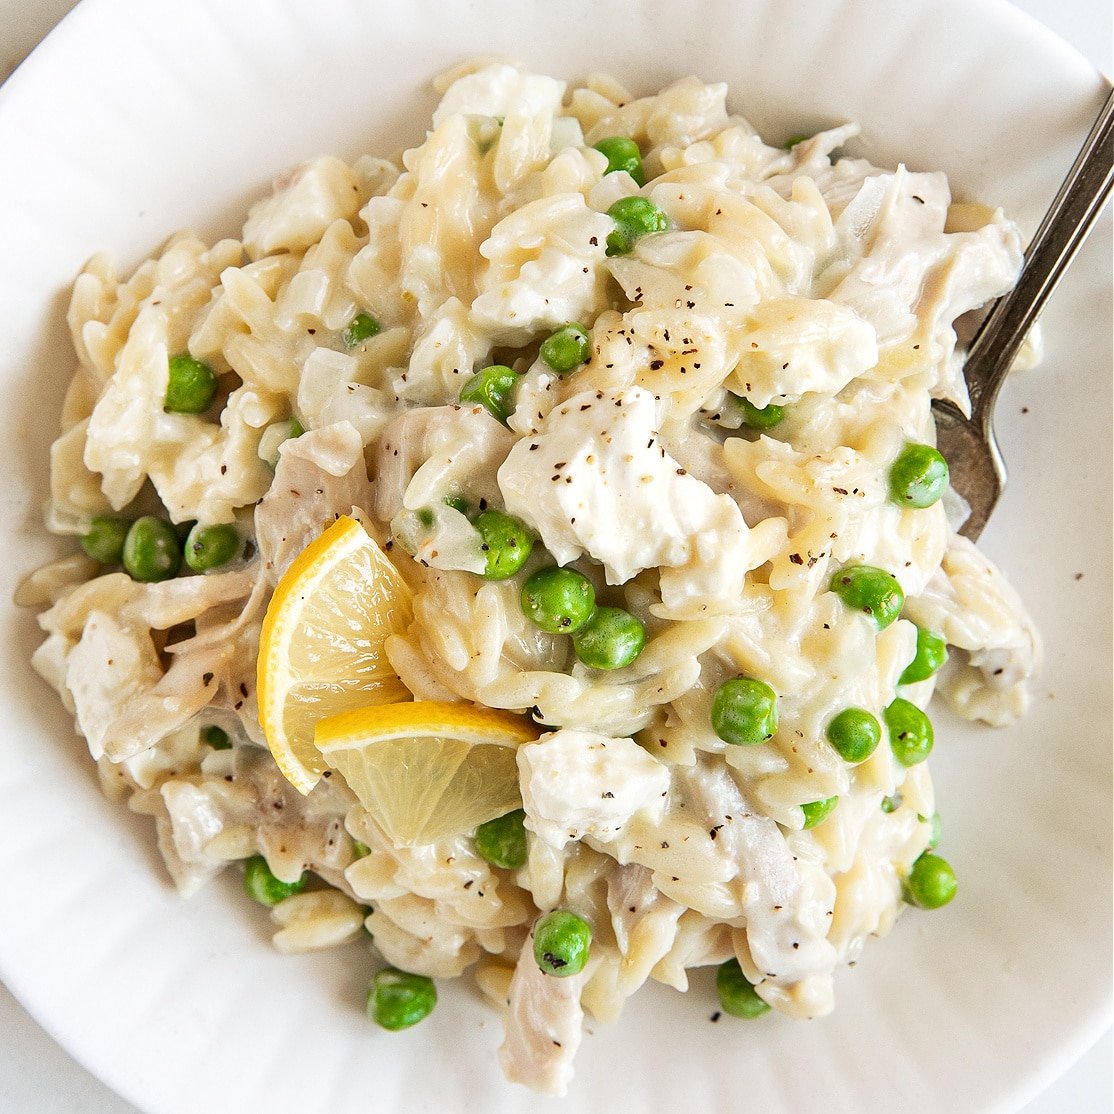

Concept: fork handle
[[965, 85, 1114, 421]]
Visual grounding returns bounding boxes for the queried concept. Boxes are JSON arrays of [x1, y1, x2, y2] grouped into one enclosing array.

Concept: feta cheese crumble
[[499, 386, 750, 587], [518, 729, 670, 849]]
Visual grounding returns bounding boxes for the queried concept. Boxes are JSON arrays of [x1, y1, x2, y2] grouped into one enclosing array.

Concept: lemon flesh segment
[[315, 701, 539, 847], [257, 515, 412, 795]]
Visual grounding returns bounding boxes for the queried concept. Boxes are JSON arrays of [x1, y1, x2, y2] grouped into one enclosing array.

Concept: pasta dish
[[17, 62, 1040, 1093]]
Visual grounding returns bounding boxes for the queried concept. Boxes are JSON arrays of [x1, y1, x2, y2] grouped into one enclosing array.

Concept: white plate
[[0, 1, 1109, 1111]]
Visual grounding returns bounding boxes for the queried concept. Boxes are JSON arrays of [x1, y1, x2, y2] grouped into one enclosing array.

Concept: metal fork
[[933, 87, 1114, 540]]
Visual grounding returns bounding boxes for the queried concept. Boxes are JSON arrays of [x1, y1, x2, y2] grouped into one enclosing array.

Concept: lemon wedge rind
[[315, 701, 539, 847], [257, 514, 412, 796]]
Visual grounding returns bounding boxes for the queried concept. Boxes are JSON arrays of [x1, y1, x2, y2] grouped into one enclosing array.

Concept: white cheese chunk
[[498, 386, 749, 586], [518, 729, 670, 850]]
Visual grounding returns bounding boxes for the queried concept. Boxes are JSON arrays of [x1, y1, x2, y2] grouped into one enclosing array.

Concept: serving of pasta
[[17, 61, 1041, 1093]]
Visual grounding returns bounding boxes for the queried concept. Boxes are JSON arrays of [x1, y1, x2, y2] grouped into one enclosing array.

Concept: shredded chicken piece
[[498, 931, 589, 1096], [680, 760, 838, 1015], [904, 533, 1041, 725], [605, 863, 684, 996], [255, 420, 373, 586]]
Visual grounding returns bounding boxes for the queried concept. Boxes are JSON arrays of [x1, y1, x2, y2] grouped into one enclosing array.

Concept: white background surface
[[0, 1, 1108, 1111]]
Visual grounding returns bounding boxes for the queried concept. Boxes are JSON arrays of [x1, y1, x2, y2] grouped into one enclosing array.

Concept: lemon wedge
[[315, 701, 539, 846], [257, 515, 412, 794]]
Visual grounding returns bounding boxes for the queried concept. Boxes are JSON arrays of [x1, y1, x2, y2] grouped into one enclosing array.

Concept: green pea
[[711, 676, 779, 746], [829, 565, 904, 630], [572, 606, 646, 670], [367, 968, 437, 1030], [533, 909, 592, 977], [459, 364, 519, 425], [474, 509, 533, 580], [715, 958, 771, 1019], [884, 697, 934, 766], [416, 507, 436, 529], [351, 839, 371, 859], [473, 809, 528, 870], [899, 626, 948, 685], [592, 136, 646, 186], [605, 196, 669, 256], [889, 442, 949, 508], [343, 311, 381, 348], [880, 792, 902, 814], [243, 854, 308, 906], [735, 395, 785, 430], [442, 494, 469, 515], [800, 795, 838, 829], [903, 851, 957, 909], [122, 516, 182, 582], [200, 725, 231, 750], [165, 354, 218, 414], [825, 707, 881, 763], [183, 523, 243, 573], [539, 323, 591, 375], [521, 566, 596, 634], [80, 516, 131, 564]]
